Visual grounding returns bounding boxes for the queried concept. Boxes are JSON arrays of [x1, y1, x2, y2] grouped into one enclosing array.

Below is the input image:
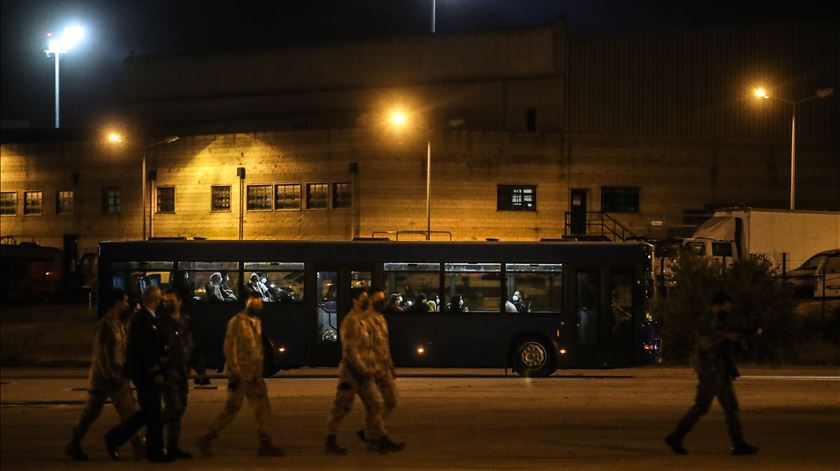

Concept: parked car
[[785, 249, 840, 298]]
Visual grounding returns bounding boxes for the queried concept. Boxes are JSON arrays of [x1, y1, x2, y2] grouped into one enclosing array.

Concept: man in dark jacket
[[104, 285, 173, 463]]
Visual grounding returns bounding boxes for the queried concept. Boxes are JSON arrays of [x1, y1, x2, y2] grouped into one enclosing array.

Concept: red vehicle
[[0, 242, 64, 302]]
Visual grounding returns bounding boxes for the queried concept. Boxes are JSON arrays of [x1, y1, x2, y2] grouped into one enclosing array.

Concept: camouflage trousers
[[73, 382, 143, 451], [206, 377, 272, 443], [674, 372, 743, 443], [373, 373, 398, 421], [162, 374, 188, 448], [327, 366, 386, 440]]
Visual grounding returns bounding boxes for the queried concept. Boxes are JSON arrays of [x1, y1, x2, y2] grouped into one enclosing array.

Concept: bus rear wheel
[[512, 337, 555, 377]]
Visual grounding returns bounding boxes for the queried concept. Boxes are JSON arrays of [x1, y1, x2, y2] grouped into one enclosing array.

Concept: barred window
[[275, 184, 301, 210], [102, 188, 121, 214], [56, 190, 74, 215], [156, 187, 175, 213], [0, 192, 16, 215], [247, 185, 272, 211], [497, 185, 536, 211], [306, 183, 328, 209], [601, 187, 640, 213], [24, 191, 43, 215], [332, 182, 352, 208], [211, 186, 231, 212]]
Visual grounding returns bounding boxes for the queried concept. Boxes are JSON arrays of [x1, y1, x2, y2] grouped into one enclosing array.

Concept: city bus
[[97, 240, 660, 377]]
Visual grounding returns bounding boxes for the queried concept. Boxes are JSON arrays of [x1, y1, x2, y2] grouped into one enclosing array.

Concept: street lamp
[[753, 86, 834, 210], [389, 110, 464, 240], [45, 25, 85, 129], [106, 132, 180, 239]]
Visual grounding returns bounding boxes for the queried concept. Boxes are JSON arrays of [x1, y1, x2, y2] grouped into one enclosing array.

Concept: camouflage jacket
[[692, 312, 732, 378], [223, 311, 264, 381], [339, 310, 376, 379], [87, 316, 128, 392], [366, 309, 396, 376], [158, 312, 205, 380]]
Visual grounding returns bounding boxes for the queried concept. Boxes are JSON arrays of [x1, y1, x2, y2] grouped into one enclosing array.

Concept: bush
[[657, 255, 797, 365]]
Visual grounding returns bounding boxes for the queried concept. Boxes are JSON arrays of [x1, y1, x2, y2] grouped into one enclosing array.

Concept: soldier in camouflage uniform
[[363, 288, 400, 440], [665, 292, 759, 456], [158, 289, 207, 459], [66, 289, 144, 461], [64, 289, 145, 461], [196, 293, 284, 457], [325, 288, 404, 454]]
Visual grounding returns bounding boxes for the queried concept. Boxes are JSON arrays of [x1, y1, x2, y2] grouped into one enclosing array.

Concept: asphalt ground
[[1, 367, 839, 470]]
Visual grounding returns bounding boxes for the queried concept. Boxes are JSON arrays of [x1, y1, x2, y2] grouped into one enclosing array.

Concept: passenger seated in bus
[[504, 298, 518, 313], [205, 272, 226, 302], [247, 273, 270, 301], [173, 271, 194, 301], [426, 300, 437, 312], [447, 294, 466, 314], [386, 293, 404, 312], [220, 272, 237, 301], [511, 290, 529, 313], [410, 294, 430, 313]]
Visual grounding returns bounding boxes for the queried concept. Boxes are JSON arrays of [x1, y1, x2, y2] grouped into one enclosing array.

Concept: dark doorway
[[570, 189, 587, 235]]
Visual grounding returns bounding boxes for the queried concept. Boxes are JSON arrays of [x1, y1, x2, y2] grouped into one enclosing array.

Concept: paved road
[[2, 367, 839, 470]]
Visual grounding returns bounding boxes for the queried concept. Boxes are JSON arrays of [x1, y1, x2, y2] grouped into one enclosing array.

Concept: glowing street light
[[105, 131, 180, 239], [45, 25, 85, 128], [387, 109, 464, 240], [752, 86, 834, 210]]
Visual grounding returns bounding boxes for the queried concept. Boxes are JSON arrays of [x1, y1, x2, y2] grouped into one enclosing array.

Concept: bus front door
[[312, 266, 374, 366]]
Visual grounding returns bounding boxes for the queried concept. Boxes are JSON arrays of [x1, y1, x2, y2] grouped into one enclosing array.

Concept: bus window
[[317, 271, 338, 343], [177, 261, 239, 302], [351, 271, 371, 289], [609, 271, 634, 350], [383, 263, 441, 313], [505, 264, 563, 313], [444, 263, 501, 313], [576, 270, 600, 346], [244, 262, 305, 303], [111, 261, 174, 303]]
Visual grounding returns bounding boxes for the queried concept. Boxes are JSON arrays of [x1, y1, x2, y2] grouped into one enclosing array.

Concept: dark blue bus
[[98, 240, 660, 377]]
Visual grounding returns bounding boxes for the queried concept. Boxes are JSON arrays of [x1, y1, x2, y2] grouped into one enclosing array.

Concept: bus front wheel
[[512, 337, 556, 377]]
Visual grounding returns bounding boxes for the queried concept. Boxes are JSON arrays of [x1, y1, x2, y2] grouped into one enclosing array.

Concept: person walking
[[158, 288, 206, 459], [325, 288, 403, 454], [65, 288, 144, 461], [359, 288, 402, 449], [104, 285, 172, 462], [196, 293, 284, 457], [665, 292, 759, 456]]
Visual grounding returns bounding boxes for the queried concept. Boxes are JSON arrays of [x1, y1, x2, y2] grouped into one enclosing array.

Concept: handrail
[[563, 212, 636, 242], [371, 230, 453, 241]]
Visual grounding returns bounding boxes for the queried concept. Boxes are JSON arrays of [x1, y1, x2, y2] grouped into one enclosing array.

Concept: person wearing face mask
[[355, 288, 404, 452], [665, 292, 759, 456], [66, 289, 144, 461], [158, 288, 207, 459], [105, 285, 171, 462], [325, 288, 401, 454], [196, 293, 284, 458]]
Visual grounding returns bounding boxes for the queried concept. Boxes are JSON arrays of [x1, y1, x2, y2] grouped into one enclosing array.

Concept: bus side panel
[[188, 303, 239, 371], [260, 303, 310, 369]]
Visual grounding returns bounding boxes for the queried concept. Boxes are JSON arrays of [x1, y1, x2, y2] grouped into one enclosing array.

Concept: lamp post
[[389, 111, 464, 240], [753, 87, 834, 210], [45, 26, 85, 129], [107, 132, 180, 239]]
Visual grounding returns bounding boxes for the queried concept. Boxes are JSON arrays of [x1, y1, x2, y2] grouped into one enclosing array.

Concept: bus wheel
[[262, 338, 280, 377], [512, 337, 555, 377]]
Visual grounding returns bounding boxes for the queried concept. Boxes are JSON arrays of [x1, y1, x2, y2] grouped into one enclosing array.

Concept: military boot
[[731, 440, 759, 456], [325, 434, 347, 455], [65, 430, 89, 461], [664, 432, 687, 455], [258, 439, 285, 457], [195, 434, 213, 458], [367, 435, 405, 454]]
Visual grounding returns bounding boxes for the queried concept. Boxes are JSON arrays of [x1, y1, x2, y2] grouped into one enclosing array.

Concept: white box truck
[[682, 208, 840, 271]]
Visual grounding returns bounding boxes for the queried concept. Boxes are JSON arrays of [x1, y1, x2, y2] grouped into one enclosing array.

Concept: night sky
[[1, 0, 836, 129]]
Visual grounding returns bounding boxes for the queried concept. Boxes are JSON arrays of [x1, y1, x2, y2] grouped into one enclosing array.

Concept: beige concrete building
[[1, 20, 838, 256]]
